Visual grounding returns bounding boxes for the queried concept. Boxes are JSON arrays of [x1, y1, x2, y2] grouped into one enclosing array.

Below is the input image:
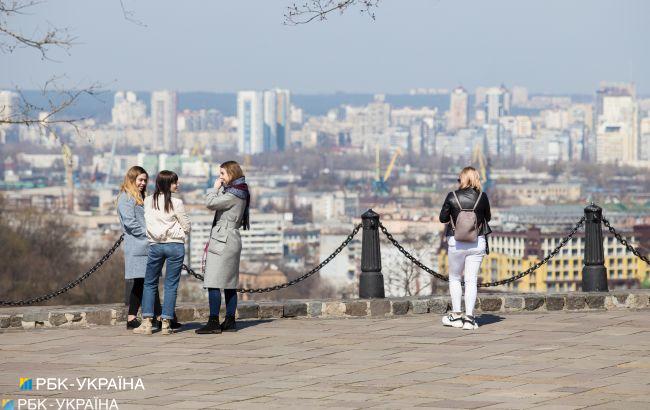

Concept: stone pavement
[[1, 311, 649, 409]]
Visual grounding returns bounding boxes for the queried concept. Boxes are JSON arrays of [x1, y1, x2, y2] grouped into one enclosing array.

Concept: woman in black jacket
[[439, 166, 491, 330]]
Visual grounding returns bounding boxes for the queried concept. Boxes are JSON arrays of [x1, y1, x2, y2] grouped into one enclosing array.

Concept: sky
[[1, 0, 649, 94]]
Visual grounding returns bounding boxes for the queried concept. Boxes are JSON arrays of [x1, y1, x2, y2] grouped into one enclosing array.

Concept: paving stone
[[410, 299, 429, 314], [48, 312, 68, 326], [504, 296, 523, 310], [479, 297, 503, 312], [546, 295, 565, 311], [85, 309, 113, 325], [283, 302, 308, 318], [236, 303, 259, 319], [307, 301, 323, 317], [566, 295, 586, 310], [428, 298, 449, 314], [417, 399, 500, 408], [391, 300, 410, 315], [586, 294, 606, 309], [345, 300, 368, 317], [259, 302, 284, 319], [524, 295, 545, 311], [369, 299, 391, 317]]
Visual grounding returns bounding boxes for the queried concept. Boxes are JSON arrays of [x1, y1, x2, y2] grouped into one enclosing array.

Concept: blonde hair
[[458, 167, 482, 191], [220, 161, 244, 181], [119, 166, 148, 205]]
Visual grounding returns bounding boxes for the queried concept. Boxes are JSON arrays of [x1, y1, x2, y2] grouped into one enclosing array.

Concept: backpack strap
[[472, 191, 483, 211]]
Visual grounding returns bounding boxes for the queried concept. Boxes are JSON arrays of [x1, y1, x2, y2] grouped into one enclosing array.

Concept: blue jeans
[[208, 288, 237, 317], [142, 243, 185, 320]]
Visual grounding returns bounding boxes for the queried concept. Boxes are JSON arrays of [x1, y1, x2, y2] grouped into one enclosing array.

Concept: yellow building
[[436, 226, 650, 292]]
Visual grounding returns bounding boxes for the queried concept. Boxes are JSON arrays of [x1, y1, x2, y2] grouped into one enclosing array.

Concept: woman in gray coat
[[196, 161, 250, 334], [117, 166, 160, 329]]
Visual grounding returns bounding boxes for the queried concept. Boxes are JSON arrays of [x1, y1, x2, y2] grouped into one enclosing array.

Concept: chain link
[[182, 223, 362, 293], [602, 218, 650, 265], [380, 217, 585, 287], [0, 235, 125, 306]]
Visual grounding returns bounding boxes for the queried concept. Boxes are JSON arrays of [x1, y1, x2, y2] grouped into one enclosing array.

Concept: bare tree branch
[[119, 0, 147, 27], [284, 0, 380, 25], [1, 77, 102, 144], [0, 0, 74, 59]]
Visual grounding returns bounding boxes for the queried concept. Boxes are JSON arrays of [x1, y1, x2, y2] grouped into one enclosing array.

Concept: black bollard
[[124, 279, 134, 306], [582, 203, 609, 292], [359, 209, 385, 298]]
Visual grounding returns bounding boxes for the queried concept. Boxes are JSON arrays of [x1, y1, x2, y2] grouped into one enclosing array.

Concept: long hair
[[220, 160, 244, 182], [119, 166, 148, 205], [153, 170, 178, 213], [458, 167, 482, 191]]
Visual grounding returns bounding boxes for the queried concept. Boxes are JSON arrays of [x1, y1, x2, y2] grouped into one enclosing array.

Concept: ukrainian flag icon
[[19, 378, 32, 390], [2, 399, 15, 410]]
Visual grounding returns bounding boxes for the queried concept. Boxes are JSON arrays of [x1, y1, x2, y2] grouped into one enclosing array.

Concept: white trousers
[[447, 235, 486, 316]]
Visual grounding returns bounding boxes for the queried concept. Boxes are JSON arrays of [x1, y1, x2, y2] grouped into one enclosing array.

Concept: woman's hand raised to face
[[213, 177, 223, 190]]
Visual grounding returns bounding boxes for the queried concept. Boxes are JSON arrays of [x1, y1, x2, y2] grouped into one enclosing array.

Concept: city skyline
[[1, 0, 648, 94]]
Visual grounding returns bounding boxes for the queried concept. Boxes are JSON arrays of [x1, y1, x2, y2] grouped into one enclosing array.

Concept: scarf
[[224, 176, 250, 230]]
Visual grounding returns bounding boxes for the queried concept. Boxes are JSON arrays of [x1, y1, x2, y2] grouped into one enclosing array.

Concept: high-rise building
[[0, 91, 20, 144], [275, 89, 290, 151], [237, 91, 264, 155], [151, 90, 178, 152], [112, 91, 147, 128], [448, 87, 469, 131], [595, 83, 638, 164], [484, 87, 510, 123], [238, 89, 290, 155]]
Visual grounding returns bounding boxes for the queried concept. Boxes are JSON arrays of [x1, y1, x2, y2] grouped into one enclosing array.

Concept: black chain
[[602, 218, 650, 265], [380, 217, 585, 287], [182, 223, 362, 293], [0, 235, 125, 306]]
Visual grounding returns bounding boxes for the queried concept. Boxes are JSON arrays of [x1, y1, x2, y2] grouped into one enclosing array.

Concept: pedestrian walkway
[[1, 311, 649, 409]]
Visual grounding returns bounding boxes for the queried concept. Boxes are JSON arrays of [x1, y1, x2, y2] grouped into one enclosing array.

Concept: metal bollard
[[582, 203, 609, 292], [359, 209, 385, 298]]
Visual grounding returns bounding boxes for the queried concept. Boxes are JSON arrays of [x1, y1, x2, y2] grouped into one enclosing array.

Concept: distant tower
[[484, 86, 510, 123], [448, 87, 469, 131], [237, 91, 264, 155], [151, 90, 178, 152]]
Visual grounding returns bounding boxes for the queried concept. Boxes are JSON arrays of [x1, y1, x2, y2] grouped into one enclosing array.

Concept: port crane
[[372, 146, 402, 195]]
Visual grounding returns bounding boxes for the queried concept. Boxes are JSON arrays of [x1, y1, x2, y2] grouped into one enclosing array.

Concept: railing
[[1, 203, 648, 306]]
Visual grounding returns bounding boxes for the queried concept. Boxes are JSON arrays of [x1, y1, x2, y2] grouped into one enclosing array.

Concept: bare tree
[[383, 232, 436, 297], [284, 0, 380, 25]]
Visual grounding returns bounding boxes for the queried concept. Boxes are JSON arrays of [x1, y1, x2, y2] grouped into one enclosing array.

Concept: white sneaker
[[462, 315, 479, 330], [442, 312, 464, 328], [133, 317, 153, 335]]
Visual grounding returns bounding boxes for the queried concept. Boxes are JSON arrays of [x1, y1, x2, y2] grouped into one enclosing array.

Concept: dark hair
[[153, 170, 178, 213]]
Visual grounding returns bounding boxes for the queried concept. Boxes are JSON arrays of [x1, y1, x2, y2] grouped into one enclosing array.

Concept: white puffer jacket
[[144, 195, 191, 244]]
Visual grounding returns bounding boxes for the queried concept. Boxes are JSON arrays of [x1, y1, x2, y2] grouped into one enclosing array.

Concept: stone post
[[582, 203, 609, 292], [359, 209, 385, 298]]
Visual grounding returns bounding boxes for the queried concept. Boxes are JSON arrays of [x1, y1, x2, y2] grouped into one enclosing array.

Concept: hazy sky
[[2, 0, 648, 94]]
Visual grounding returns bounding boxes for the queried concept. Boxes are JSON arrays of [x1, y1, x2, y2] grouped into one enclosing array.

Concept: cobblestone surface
[[1, 311, 649, 409]]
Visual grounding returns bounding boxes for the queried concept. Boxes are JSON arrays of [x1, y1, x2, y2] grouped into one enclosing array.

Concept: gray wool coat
[[117, 192, 149, 279], [203, 188, 247, 289]]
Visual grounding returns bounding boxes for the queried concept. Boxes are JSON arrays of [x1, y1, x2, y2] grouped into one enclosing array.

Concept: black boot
[[195, 316, 221, 334], [221, 315, 237, 332]]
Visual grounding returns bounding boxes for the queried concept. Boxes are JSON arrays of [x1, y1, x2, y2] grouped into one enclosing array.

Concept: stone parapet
[[1, 290, 649, 330]]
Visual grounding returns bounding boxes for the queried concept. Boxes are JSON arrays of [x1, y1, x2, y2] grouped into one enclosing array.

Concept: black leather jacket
[[439, 188, 492, 238]]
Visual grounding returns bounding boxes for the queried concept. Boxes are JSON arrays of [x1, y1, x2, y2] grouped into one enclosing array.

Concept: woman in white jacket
[[133, 170, 191, 335]]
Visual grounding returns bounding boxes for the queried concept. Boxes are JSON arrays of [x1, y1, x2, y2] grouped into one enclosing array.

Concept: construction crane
[[372, 146, 402, 195], [472, 143, 492, 193]]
